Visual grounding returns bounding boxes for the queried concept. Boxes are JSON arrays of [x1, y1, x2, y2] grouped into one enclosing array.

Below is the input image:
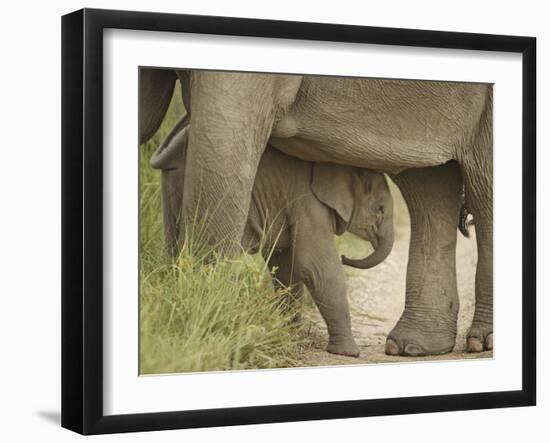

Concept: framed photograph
[[62, 8, 536, 435]]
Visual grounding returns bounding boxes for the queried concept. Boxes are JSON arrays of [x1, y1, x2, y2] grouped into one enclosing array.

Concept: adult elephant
[[140, 68, 493, 356]]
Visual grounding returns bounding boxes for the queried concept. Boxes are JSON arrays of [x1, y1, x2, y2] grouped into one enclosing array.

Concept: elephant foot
[[385, 325, 455, 356], [466, 322, 493, 352], [326, 337, 360, 358]]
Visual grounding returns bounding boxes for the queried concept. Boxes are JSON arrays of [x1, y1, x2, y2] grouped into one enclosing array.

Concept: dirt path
[[301, 227, 492, 366]]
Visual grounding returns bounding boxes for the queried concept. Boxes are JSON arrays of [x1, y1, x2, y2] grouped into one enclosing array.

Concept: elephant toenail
[[467, 337, 484, 353], [385, 338, 399, 355], [404, 344, 423, 356], [485, 334, 493, 350]]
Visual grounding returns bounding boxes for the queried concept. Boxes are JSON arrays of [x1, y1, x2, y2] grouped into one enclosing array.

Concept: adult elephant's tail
[[458, 185, 474, 237]]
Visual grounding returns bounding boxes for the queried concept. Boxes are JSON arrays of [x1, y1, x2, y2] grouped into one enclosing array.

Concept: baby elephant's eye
[[378, 205, 385, 214]]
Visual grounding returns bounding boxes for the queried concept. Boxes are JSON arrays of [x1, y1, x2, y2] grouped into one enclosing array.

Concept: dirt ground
[[301, 189, 493, 366]]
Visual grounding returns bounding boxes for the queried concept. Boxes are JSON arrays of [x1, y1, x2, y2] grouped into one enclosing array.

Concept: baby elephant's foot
[[326, 336, 360, 357]]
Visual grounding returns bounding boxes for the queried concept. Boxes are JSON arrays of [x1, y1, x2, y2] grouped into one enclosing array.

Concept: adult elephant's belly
[[270, 76, 488, 174], [269, 132, 451, 176]]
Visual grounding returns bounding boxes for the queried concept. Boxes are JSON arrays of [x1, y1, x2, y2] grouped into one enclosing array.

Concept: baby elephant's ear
[[311, 162, 356, 224], [150, 114, 189, 171]]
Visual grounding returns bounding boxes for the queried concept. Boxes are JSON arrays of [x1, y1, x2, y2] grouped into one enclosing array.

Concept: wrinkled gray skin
[[151, 118, 394, 357], [140, 69, 493, 356]]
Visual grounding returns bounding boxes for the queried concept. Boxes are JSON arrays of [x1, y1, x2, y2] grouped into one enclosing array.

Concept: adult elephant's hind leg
[[387, 162, 462, 356], [462, 101, 493, 353], [463, 182, 493, 353]]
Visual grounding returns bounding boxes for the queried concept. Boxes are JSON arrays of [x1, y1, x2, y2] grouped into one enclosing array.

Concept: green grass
[[139, 233, 308, 374], [139, 86, 308, 374]]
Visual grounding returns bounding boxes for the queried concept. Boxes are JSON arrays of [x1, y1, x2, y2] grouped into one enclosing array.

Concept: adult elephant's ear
[[311, 162, 356, 225], [150, 114, 189, 171]]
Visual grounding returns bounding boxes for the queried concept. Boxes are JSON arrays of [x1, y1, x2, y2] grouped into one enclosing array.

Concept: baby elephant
[[151, 116, 394, 357]]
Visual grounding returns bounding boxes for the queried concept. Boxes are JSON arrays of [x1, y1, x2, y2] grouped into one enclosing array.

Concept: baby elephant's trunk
[[342, 222, 394, 269]]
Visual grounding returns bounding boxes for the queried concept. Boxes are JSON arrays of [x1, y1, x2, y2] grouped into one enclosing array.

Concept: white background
[[0, 0, 546, 441]]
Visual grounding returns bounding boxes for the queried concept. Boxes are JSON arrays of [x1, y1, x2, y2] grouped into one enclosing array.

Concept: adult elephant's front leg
[[387, 162, 462, 356], [183, 72, 301, 253]]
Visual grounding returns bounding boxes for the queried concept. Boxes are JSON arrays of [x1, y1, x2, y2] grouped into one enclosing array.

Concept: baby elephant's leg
[[267, 249, 304, 322], [294, 238, 359, 357]]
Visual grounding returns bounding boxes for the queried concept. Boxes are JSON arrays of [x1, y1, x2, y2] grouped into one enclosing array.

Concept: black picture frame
[[61, 8, 536, 435]]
